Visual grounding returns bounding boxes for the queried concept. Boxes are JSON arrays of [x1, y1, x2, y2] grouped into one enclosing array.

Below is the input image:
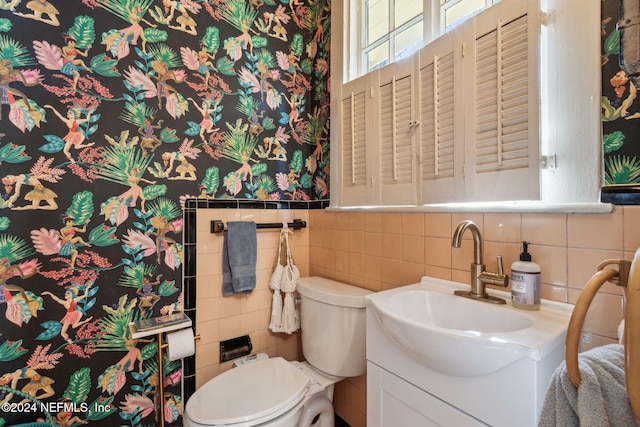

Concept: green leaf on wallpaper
[[66, 191, 94, 224], [141, 342, 158, 361], [35, 320, 62, 341], [604, 29, 620, 56], [63, 367, 92, 404], [89, 224, 119, 247], [603, 131, 625, 153], [201, 166, 220, 193], [291, 34, 304, 57], [251, 36, 269, 48], [86, 395, 117, 420], [0, 339, 28, 362], [160, 126, 179, 143], [0, 35, 34, 67], [261, 116, 275, 130], [300, 173, 313, 189], [142, 184, 167, 201], [0, 217, 8, 231], [158, 280, 178, 296], [0, 18, 11, 32], [39, 135, 64, 153], [202, 26, 220, 54], [604, 155, 640, 184], [300, 58, 313, 75], [290, 150, 303, 173], [143, 27, 168, 44], [216, 57, 236, 75], [250, 162, 268, 177], [0, 142, 30, 163], [67, 16, 96, 49], [184, 121, 200, 136], [90, 53, 121, 77]]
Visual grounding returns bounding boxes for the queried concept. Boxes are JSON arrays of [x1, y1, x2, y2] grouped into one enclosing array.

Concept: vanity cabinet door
[[367, 362, 487, 427]]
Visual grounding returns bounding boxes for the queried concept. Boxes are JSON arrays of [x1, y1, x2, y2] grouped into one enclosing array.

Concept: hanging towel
[[538, 344, 639, 427], [222, 221, 257, 296]]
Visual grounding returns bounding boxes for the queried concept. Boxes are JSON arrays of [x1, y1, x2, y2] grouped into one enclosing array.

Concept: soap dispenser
[[511, 241, 541, 310]]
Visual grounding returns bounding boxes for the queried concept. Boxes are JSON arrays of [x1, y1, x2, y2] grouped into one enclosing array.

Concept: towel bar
[[210, 218, 306, 233], [565, 254, 640, 419]]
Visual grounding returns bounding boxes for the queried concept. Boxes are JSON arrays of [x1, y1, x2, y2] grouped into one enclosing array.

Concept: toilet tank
[[297, 277, 373, 377]]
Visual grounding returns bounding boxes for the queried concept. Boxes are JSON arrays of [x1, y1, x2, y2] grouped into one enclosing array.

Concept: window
[[354, 0, 501, 80]]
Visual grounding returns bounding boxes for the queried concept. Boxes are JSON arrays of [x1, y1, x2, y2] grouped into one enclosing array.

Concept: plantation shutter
[[340, 76, 373, 206], [380, 75, 414, 185], [475, 15, 530, 173], [466, 0, 539, 201]]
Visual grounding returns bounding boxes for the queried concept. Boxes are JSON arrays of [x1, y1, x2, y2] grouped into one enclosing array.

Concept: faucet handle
[[496, 255, 504, 275]]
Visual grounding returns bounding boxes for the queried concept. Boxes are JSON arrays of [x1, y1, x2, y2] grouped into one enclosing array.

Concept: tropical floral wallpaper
[[602, 0, 640, 188], [0, 0, 330, 425]]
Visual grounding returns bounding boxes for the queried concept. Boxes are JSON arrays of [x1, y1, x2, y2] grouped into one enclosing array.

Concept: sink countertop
[[366, 276, 574, 363]]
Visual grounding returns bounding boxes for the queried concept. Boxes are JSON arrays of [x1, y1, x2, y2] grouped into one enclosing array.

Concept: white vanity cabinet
[[367, 362, 486, 426], [365, 278, 572, 427]]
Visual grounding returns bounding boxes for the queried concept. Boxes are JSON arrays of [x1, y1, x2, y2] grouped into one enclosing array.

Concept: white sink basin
[[366, 276, 573, 377]]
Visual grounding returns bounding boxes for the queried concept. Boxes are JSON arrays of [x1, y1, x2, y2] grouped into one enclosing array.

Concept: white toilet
[[183, 276, 372, 427]]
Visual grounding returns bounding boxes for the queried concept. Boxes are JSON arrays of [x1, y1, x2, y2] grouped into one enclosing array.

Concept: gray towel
[[222, 221, 257, 296], [538, 344, 639, 427]]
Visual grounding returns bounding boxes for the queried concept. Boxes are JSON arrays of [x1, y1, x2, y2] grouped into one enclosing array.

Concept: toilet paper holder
[[129, 313, 200, 427]]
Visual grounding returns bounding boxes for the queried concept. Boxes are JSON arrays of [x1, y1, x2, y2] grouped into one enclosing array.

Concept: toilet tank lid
[[298, 277, 373, 308]]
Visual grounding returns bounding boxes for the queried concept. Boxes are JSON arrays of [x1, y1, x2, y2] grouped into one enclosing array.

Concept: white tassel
[[280, 228, 299, 334], [268, 228, 286, 332]]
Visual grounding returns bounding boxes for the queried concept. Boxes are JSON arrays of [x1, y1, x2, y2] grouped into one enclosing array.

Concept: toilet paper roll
[[166, 328, 195, 361]]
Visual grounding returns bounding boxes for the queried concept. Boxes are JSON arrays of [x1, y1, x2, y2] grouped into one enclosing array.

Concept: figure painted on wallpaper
[[44, 105, 96, 163], [138, 116, 164, 155], [51, 411, 89, 426], [0, 255, 41, 327], [99, 0, 157, 59], [180, 26, 220, 88], [42, 282, 94, 344], [164, 0, 199, 36], [221, 0, 259, 60], [159, 139, 200, 181], [187, 97, 217, 143], [150, 59, 187, 113], [136, 273, 161, 314], [2, 173, 59, 211], [0, 367, 55, 404], [58, 215, 91, 269], [59, 35, 93, 90], [149, 214, 181, 264], [0, 43, 44, 132], [603, 69, 638, 121], [13, 0, 60, 26], [0, 0, 20, 11], [259, 6, 290, 41], [221, 120, 260, 195], [101, 167, 156, 224]]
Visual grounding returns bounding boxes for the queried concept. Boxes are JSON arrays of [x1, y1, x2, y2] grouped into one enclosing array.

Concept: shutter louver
[[342, 91, 367, 186], [475, 14, 529, 173], [421, 53, 455, 180], [380, 75, 413, 185]]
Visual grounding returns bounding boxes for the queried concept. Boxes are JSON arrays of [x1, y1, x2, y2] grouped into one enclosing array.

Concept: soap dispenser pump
[[511, 241, 541, 310]]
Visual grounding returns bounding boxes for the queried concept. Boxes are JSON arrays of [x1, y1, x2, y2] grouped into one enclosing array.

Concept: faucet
[[451, 220, 509, 304]]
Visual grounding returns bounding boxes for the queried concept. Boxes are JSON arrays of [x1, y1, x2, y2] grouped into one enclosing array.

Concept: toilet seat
[[185, 357, 309, 426]]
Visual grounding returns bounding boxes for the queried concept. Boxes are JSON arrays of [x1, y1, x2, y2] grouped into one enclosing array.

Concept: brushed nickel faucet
[[451, 220, 509, 304]]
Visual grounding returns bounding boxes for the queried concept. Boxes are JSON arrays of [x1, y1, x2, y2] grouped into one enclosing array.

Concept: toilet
[[183, 276, 372, 427]]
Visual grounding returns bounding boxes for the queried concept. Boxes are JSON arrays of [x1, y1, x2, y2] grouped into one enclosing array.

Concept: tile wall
[[308, 207, 639, 427], [193, 207, 310, 386], [192, 204, 638, 427]]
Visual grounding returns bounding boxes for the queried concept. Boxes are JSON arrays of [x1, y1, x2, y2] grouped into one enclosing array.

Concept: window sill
[[327, 201, 614, 214]]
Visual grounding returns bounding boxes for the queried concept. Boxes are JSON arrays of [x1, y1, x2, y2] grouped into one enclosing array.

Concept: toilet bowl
[[183, 277, 372, 427]]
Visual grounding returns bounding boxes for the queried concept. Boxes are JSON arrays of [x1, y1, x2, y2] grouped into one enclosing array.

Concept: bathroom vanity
[[365, 276, 573, 426]]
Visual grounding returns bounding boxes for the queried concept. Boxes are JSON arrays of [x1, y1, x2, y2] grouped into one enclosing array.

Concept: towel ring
[[565, 252, 640, 419]]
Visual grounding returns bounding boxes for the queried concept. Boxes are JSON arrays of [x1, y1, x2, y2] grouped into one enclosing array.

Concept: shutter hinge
[[540, 154, 557, 169], [461, 41, 466, 58], [539, 11, 554, 26]]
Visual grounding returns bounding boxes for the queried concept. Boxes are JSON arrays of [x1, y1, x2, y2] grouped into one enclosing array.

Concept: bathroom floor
[[335, 414, 350, 427]]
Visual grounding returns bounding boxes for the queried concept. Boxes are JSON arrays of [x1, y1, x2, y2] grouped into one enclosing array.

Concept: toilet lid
[[186, 357, 309, 425]]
